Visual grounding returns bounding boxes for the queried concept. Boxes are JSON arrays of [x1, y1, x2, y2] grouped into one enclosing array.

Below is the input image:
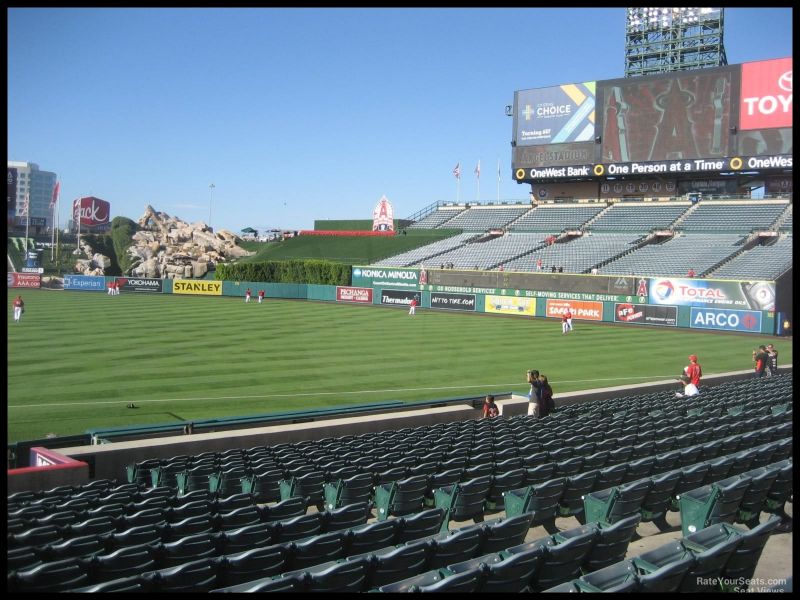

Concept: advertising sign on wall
[[689, 307, 763, 333], [485, 295, 536, 316], [516, 82, 596, 146], [740, 57, 792, 131], [430, 292, 476, 311], [172, 280, 223, 295], [352, 266, 419, 289], [64, 274, 106, 291], [7, 272, 41, 288], [545, 299, 603, 320], [614, 302, 677, 327], [649, 278, 775, 311], [336, 286, 373, 303], [115, 277, 163, 293], [380, 289, 421, 307]]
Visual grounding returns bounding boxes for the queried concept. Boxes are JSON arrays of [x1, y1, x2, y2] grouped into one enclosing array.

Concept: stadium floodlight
[[625, 7, 727, 76]]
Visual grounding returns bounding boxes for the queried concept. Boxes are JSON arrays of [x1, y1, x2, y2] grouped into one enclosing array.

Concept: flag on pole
[[50, 181, 60, 210], [475, 160, 481, 179], [453, 163, 461, 179]]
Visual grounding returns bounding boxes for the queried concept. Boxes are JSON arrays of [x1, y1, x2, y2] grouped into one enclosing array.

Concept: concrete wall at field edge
[[56, 405, 479, 482]]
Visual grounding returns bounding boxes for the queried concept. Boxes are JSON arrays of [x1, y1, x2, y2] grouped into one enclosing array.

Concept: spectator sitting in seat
[[675, 375, 699, 398]]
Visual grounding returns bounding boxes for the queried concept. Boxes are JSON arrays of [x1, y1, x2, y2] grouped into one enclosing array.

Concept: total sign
[[740, 57, 792, 130], [649, 278, 741, 308], [690, 308, 762, 333]]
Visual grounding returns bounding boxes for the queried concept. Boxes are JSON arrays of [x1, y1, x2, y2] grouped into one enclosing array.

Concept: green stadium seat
[[679, 474, 753, 536]]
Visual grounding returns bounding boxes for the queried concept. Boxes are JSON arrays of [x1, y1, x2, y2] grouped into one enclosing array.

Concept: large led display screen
[[599, 68, 734, 162], [515, 82, 596, 147]]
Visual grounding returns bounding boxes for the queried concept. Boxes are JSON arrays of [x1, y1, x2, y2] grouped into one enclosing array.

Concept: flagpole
[[476, 160, 480, 202], [24, 193, 30, 253], [497, 158, 501, 202], [56, 192, 60, 266], [51, 182, 57, 261], [457, 176, 460, 203]]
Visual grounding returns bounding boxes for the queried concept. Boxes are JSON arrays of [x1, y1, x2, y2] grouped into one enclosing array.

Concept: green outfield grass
[[7, 288, 790, 443]]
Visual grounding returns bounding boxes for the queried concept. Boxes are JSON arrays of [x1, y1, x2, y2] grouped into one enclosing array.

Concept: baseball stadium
[[7, 9, 793, 594]]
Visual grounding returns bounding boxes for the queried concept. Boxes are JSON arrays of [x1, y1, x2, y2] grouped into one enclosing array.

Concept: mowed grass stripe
[[8, 289, 788, 442]]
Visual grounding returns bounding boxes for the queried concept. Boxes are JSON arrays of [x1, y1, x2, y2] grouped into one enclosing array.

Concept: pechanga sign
[[172, 280, 222, 295], [336, 286, 373, 303], [352, 266, 419, 289]]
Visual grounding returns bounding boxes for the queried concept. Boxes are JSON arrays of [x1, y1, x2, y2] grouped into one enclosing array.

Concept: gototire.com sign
[[430, 292, 475, 311]]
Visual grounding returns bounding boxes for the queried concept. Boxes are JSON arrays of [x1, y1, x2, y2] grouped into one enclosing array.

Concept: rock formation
[[72, 205, 254, 278]]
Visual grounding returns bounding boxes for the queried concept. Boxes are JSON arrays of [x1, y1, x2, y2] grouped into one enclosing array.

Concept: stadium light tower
[[625, 7, 727, 77]]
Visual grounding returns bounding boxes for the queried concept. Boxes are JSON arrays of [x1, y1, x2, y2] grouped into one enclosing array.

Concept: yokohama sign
[[73, 196, 111, 226], [740, 57, 792, 130]]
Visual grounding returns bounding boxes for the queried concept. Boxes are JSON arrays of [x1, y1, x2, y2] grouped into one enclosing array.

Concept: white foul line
[[9, 375, 677, 409]]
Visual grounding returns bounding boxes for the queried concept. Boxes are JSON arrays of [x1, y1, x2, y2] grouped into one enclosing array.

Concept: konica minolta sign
[[352, 267, 420, 289]]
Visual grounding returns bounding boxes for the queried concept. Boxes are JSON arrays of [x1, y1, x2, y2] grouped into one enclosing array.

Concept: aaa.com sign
[[545, 299, 603, 321], [73, 196, 110, 227], [740, 57, 792, 130], [8, 272, 41, 288], [336, 286, 373, 303]]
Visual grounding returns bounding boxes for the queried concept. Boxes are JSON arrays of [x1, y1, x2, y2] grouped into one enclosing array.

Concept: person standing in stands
[[526, 369, 541, 416], [245, 288, 252, 303], [408, 297, 417, 315], [753, 345, 769, 377], [685, 354, 702, 387], [538, 375, 555, 417], [537, 258, 543, 271], [766, 344, 779, 376], [482, 395, 500, 418], [12, 295, 25, 323], [258, 289, 265, 304], [687, 267, 696, 278]]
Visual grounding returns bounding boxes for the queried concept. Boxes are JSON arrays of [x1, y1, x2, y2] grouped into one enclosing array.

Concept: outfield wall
[[60, 271, 780, 335]]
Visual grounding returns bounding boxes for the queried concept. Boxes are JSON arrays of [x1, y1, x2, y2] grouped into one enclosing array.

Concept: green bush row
[[215, 259, 352, 285]]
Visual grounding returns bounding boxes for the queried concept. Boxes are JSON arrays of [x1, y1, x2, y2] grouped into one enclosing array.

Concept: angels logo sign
[[372, 196, 394, 232]]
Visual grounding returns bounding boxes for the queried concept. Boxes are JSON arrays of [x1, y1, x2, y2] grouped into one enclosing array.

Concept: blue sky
[[8, 7, 793, 233]]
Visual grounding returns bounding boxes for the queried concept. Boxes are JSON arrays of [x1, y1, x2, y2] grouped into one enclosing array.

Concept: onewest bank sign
[[351, 267, 420, 289], [172, 280, 223, 295]]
